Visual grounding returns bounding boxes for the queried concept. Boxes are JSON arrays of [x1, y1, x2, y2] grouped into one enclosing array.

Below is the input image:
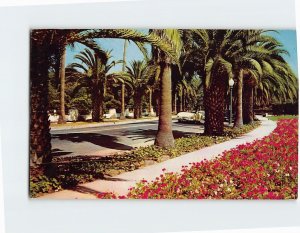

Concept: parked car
[[177, 111, 205, 124]]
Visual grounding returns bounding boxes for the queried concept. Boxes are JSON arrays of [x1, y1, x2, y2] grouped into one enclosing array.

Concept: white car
[[177, 111, 205, 123]]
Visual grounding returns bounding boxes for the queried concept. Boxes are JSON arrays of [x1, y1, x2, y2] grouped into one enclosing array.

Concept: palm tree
[[241, 35, 298, 122], [254, 61, 298, 107], [55, 30, 99, 124], [151, 29, 183, 148], [232, 31, 280, 127], [30, 30, 58, 166], [192, 30, 236, 135], [120, 40, 128, 120], [57, 44, 67, 124], [68, 48, 122, 122], [123, 60, 156, 119], [192, 30, 288, 132]]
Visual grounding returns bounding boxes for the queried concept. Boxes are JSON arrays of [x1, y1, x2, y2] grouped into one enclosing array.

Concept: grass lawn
[[267, 115, 298, 121]]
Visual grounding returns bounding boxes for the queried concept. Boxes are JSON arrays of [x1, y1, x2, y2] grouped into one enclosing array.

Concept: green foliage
[[104, 93, 121, 110], [267, 115, 298, 121], [30, 175, 61, 198], [69, 96, 92, 115]]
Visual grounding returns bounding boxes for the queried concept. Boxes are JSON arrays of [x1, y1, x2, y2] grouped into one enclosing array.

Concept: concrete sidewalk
[[39, 117, 277, 199]]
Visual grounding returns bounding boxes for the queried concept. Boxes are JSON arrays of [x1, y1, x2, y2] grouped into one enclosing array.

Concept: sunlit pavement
[[51, 120, 204, 158]]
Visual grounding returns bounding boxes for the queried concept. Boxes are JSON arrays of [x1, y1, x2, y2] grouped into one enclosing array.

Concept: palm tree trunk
[[243, 84, 254, 124], [154, 63, 174, 147], [155, 94, 160, 116], [134, 92, 142, 119], [91, 84, 101, 122], [99, 89, 104, 121], [234, 70, 243, 128], [30, 40, 52, 166], [204, 75, 226, 135], [180, 88, 183, 112], [58, 46, 66, 124], [120, 40, 128, 120], [173, 92, 177, 114], [148, 88, 152, 115], [120, 83, 125, 119], [183, 89, 186, 111]]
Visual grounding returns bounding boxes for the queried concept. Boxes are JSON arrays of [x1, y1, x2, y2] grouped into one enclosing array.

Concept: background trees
[[123, 60, 156, 119], [68, 47, 122, 121]]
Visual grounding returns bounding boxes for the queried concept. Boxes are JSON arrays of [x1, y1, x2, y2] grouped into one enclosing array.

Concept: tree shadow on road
[[123, 129, 198, 142], [51, 148, 73, 157], [52, 133, 133, 151]]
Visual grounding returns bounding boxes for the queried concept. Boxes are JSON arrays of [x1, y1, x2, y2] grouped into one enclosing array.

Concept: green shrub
[[30, 175, 61, 198]]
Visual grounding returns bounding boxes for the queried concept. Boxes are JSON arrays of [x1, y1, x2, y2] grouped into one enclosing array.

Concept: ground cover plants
[[267, 115, 298, 121]]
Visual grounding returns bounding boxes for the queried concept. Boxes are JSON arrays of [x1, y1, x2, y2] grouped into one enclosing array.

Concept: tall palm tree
[[150, 29, 183, 148], [57, 44, 67, 124], [120, 40, 128, 119], [242, 36, 298, 122], [30, 30, 60, 165], [55, 30, 100, 124], [193, 30, 236, 135], [123, 60, 156, 119], [191, 30, 291, 132], [68, 48, 122, 122], [231, 31, 281, 127], [254, 61, 298, 107]]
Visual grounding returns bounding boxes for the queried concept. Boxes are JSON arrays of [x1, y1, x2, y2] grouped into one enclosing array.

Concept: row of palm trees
[[30, 29, 297, 166], [65, 46, 202, 120]]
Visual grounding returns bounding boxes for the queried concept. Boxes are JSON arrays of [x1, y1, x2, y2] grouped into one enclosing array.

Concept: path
[[39, 116, 277, 199]]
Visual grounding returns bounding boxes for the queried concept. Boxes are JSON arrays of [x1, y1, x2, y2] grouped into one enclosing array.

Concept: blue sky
[[66, 30, 298, 76], [66, 38, 148, 73], [266, 30, 298, 76]]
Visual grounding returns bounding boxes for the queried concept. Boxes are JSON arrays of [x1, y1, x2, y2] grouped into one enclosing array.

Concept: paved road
[[51, 120, 204, 158]]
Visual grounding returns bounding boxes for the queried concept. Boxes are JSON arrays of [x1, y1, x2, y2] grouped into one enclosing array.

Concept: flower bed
[[99, 119, 298, 199]]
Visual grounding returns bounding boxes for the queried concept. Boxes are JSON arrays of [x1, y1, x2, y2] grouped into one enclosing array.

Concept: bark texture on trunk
[[91, 84, 101, 122], [234, 70, 243, 128], [180, 88, 183, 112], [120, 40, 127, 119], [204, 74, 226, 135], [154, 63, 174, 147], [120, 83, 125, 119], [155, 94, 160, 116], [173, 92, 177, 114], [58, 46, 66, 124], [243, 83, 254, 124], [99, 83, 104, 121], [91, 57, 104, 122], [30, 39, 52, 166], [148, 88, 152, 114], [134, 92, 142, 119], [183, 89, 186, 112]]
